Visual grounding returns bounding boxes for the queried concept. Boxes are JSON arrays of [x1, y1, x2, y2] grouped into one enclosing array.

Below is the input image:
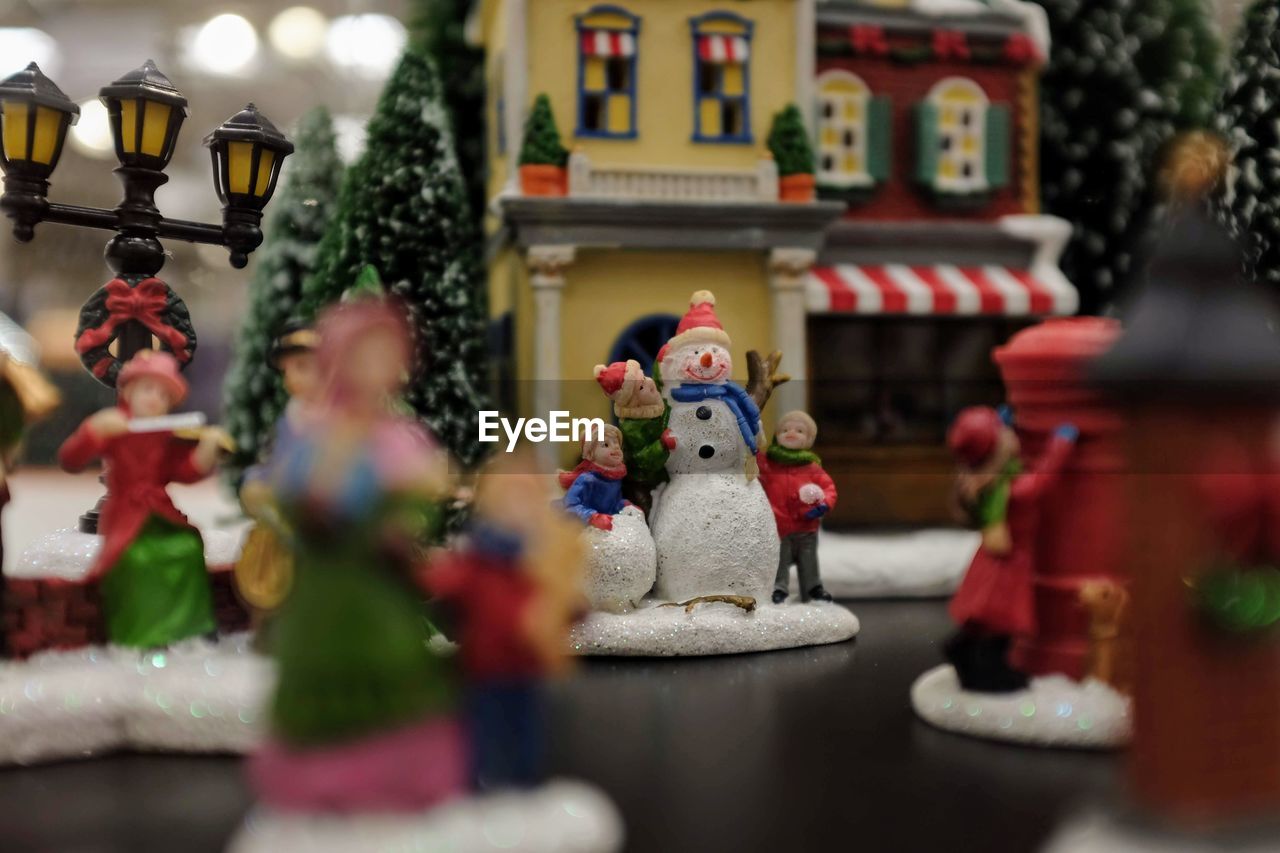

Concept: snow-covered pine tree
[[222, 107, 342, 487], [301, 46, 490, 467], [1037, 0, 1221, 314], [409, 0, 487, 225], [1216, 0, 1280, 288]]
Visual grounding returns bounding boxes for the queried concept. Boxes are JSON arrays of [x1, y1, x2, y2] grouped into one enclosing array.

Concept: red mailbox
[[993, 317, 1124, 679]]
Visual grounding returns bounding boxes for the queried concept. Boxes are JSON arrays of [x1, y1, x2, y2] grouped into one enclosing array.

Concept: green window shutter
[[985, 103, 1011, 189], [914, 102, 938, 187], [868, 95, 892, 183]]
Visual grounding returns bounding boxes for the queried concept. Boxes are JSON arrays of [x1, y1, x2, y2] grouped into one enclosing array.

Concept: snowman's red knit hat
[[659, 290, 731, 362]]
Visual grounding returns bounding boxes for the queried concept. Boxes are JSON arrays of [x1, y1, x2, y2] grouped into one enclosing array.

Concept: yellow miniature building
[[477, 0, 842, 466]]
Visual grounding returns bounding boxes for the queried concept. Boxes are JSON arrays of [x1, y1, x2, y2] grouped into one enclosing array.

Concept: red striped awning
[[807, 264, 1078, 316], [697, 34, 749, 63], [581, 30, 636, 58]]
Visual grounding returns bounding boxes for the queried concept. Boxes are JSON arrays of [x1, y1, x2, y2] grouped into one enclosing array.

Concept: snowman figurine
[[649, 291, 780, 603]]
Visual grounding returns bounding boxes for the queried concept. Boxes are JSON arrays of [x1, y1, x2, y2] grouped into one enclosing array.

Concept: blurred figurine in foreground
[[0, 343, 60, 656], [427, 452, 585, 789], [945, 407, 1077, 693], [249, 298, 461, 812], [58, 351, 225, 648], [758, 411, 837, 605], [235, 320, 322, 637]]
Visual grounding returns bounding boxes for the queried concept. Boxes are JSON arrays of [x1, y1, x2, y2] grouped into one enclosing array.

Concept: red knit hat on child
[[948, 406, 1003, 469], [117, 350, 189, 406]]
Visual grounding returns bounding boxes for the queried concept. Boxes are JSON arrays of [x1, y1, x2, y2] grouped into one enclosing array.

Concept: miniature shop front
[[483, 0, 1077, 599]]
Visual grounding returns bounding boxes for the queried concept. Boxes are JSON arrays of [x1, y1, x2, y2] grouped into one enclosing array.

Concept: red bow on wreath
[[1003, 33, 1040, 65], [932, 29, 970, 61], [849, 25, 888, 57], [75, 278, 191, 362]]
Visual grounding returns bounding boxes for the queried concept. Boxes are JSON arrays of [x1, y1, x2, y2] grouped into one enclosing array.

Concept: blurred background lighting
[[186, 13, 260, 76], [69, 99, 115, 159], [324, 14, 406, 79], [0, 28, 60, 78], [269, 6, 329, 61]]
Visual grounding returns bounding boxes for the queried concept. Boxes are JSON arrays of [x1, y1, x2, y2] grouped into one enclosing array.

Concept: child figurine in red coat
[[58, 351, 227, 649], [945, 406, 1077, 693], [425, 457, 583, 791], [758, 411, 837, 605]]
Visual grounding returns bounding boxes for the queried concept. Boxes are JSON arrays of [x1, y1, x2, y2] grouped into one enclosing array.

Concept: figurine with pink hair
[[247, 296, 462, 812]]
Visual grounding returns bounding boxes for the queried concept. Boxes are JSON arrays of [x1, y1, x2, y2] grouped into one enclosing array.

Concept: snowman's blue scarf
[[669, 381, 761, 454]]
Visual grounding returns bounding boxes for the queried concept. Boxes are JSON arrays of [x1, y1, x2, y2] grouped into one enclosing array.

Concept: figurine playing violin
[[58, 350, 231, 648]]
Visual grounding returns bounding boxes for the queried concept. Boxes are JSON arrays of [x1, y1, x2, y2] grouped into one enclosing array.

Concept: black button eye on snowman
[[696, 406, 712, 420]]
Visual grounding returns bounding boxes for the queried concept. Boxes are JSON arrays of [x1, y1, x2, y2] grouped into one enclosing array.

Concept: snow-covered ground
[[0, 633, 270, 766], [3, 469, 245, 575], [1044, 809, 1280, 853], [229, 780, 624, 853], [806, 528, 976, 599], [911, 664, 1130, 749], [570, 599, 858, 657]]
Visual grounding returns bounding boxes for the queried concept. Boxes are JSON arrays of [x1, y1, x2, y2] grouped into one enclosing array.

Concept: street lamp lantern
[[99, 59, 187, 171], [0, 62, 79, 240], [206, 103, 294, 267]]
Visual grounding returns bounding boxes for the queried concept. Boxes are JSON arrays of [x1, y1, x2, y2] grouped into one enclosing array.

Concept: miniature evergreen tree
[[301, 46, 490, 467], [409, 0, 487, 223], [1216, 0, 1280, 287], [519, 94, 569, 167], [1036, 0, 1222, 314], [767, 104, 816, 176], [222, 107, 342, 487]]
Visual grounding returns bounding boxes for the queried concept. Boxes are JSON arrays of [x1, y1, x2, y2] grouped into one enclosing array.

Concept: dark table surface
[[0, 600, 1118, 853]]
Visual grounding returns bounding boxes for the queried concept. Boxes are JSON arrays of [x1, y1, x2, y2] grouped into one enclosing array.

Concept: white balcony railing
[[567, 150, 778, 203]]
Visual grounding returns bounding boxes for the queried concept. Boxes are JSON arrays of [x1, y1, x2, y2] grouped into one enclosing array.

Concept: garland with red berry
[[74, 275, 197, 387]]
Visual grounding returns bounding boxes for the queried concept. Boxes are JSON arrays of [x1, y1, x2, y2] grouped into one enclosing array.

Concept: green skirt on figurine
[[269, 533, 454, 746], [99, 516, 217, 648]]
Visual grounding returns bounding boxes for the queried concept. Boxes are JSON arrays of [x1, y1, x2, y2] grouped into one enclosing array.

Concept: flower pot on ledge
[[520, 164, 568, 197], [778, 173, 816, 203]]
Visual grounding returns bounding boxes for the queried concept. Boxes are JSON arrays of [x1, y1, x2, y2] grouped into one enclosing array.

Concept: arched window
[[816, 71, 890, 189], [915, 77, 1010, 196], [607, 313, 680, 371], [576, 5, 640, 138], [928, 78, 987, 192]]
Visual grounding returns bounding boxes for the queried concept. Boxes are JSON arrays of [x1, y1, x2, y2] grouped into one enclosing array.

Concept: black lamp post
[[0, 60, 293, 532]]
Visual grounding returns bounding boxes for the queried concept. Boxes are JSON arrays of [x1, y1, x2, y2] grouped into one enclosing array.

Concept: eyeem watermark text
[[478, 411, 606, 452]]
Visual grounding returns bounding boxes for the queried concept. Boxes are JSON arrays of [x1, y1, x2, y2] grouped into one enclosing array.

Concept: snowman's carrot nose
[[700, 352, 713, 368]]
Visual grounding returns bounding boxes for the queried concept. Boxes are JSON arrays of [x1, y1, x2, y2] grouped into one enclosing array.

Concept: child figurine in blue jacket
[[559, 424, 628, 530]]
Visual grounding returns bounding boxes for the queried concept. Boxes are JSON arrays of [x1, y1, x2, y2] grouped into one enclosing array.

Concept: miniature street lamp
[[0, 59, 292, 531]]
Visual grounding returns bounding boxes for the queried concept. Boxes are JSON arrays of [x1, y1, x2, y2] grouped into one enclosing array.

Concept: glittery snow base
[[811, 528, 978, 599], [910, 664, 1130, 749], [569, 600, 859, 657], [10, 526, 246, 580], [581, 507, 656, 612], [1043, 809, 1280, 853], [0, 633, 271, 766], [228, 779, 624, 853]]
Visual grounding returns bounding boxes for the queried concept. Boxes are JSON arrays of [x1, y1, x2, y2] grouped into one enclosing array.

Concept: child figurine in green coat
[[593, 359, 668, 517]]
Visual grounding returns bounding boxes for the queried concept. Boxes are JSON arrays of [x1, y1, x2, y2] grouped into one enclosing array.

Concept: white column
[[768, 248, 815, 415], [503, 0, 529, 197], [527, 245, 576, 465], [795, 0, 816, 137]]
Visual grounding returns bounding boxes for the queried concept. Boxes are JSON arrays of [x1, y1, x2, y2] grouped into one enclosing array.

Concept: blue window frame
[[576, 5, 640, 139], [690, 11, 754, 144]]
